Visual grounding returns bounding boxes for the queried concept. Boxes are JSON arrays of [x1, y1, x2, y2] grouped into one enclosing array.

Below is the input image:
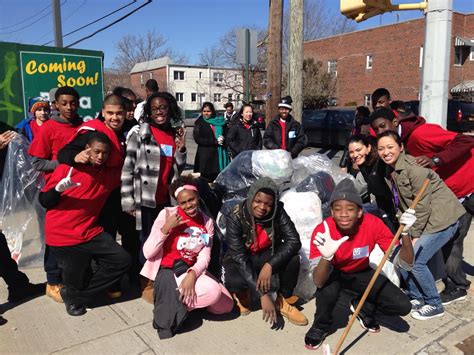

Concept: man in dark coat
[[263, 96, 307, 158]]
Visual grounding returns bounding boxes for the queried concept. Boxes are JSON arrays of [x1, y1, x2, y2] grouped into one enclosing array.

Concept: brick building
[[303, 12, 474, 108], [130, 57, 266, 113]]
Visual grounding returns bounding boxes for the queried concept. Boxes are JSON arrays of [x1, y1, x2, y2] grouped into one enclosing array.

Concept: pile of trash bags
[[0, 135, 44, 267], [215, 149, 353, 301]]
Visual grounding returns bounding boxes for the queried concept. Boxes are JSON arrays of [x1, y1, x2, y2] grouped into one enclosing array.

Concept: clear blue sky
[[0, 0, 472, 69]]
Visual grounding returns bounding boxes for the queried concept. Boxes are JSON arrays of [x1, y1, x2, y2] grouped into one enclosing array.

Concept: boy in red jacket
[[39, 132, 130, 316], [370, 107, 474, 305]]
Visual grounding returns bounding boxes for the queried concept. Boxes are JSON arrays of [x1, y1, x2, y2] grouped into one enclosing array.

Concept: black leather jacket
[[223, 177, 301, 297]]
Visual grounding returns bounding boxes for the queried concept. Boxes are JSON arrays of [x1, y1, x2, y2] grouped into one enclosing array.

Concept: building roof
[[130, 56, 173, 74]]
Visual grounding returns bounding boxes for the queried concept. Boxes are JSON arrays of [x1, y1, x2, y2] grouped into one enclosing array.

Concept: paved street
[[1, 130, 473, 354]]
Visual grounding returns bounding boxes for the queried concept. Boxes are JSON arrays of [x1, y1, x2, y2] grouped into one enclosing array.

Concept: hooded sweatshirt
[[398, 113, 474, 198]]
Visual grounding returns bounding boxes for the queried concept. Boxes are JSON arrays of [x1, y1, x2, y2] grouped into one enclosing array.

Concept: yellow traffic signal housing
[[340, 0, 427, 22]]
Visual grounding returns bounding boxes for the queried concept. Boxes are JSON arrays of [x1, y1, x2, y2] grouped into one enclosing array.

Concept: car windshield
[[303, 111, 327, 122]]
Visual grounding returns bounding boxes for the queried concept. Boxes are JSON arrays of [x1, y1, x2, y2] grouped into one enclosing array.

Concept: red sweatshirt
[[43, 164, 120, 247], [400, 115, 474, 198]]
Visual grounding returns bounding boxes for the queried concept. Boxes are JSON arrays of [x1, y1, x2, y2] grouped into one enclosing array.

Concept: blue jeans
[[400, 221, 459, 308]]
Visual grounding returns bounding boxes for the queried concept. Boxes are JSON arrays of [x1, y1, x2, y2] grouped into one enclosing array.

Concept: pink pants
[[176, 272, 234, 314]]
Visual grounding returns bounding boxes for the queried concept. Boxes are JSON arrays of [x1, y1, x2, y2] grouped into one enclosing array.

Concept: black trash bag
[[296, 172, 335, 218]]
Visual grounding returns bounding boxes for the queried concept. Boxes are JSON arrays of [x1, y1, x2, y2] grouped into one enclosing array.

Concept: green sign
[[0, 42, 104, 126]]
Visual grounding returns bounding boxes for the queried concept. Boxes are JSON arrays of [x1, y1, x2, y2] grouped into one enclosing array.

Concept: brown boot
[[141, 278, 154, 304], [276, 294, 308, 326], [46, 284, 64, 303], [233, 291, 251, 316]]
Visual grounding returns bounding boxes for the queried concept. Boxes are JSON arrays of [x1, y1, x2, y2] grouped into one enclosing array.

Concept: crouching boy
[[39, 132, 131, 316], [304, 179, 415, 349]]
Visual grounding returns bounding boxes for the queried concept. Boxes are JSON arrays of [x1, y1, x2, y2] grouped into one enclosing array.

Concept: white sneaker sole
[[411, 311, 444, 320], [441, 295, 467, 306]]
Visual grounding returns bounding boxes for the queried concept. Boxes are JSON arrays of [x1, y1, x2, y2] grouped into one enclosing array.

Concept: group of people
[[0, 81, 472, 350]]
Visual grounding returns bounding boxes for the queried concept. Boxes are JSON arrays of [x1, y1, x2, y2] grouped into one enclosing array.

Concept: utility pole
[[419, 0, 453, 127], [266, 0, 283, 123], [52, 0, 63, 47], [245, 29, 251, 103], [288, 0, 303, 122]]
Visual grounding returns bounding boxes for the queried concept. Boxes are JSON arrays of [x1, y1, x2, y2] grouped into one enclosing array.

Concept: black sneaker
[[350, 300, 380, 333], [60, 287, 87, 317], [304, 326, 328, 350], [440, 288, 467, 306]]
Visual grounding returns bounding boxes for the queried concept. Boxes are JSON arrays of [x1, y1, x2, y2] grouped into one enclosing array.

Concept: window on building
[[328, 97, 337, 106], [328, 60, 337, 76], [213, 72, 224, 82], [366, 55, 373, 69], [175, 92, 184, 102], [236, 94, 240, 102], [214, 93, 221, 102], [470, 47, 474, 61], [191, 93, 197, 102], [140, 74, 144, 85], [364, 94, 371, 107], [455, 46, 465, 66], [173, 70, 185, 80], [149, 72, 153, 79], [199, 72, 203, 79], [228, 93, 233, 102], [419, 46, 424, 68], [234, 74, 238, 81]]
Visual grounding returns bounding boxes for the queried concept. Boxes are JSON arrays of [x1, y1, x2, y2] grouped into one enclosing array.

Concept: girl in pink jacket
[[141, 176, 233, 338]]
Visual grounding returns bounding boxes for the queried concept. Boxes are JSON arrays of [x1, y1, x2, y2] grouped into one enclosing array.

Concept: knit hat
[[329, 178, 363, 207], [278, 95, 293, 110], [29, 97, 50, 114]]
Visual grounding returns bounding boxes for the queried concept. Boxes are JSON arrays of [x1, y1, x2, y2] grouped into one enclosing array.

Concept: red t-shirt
[[28, 118, 82, 179], [249, 224, 272, 254], [150, 126, 176, 204], [279, 120, 286, 150], [29, 119, 43, 140], [160, 207, 209, 268], [43, 164, 121, 247], [309, 214, 394, 273]]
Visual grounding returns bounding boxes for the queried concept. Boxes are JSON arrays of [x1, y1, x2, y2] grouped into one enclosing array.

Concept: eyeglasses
[[151, 105, 169, 113]]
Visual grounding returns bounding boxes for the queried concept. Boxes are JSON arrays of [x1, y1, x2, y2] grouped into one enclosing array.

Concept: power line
[[66, 0, 152, 48], [0, 3, 52, 31], [42, 0, 137, 46], [0, 0, 67, 35]]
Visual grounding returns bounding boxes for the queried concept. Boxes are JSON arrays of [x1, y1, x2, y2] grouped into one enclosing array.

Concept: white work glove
[[399, 208, 417, 234], [313, 221, 349, 261], [126, 124, 140, 143], [217, 135, 225, 145], [55, 167, 81, 192]]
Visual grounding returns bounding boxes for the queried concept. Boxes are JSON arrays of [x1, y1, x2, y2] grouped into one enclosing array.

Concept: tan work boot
[[276, 294, 308, 326], [141, 278, 154, 304], [46, 283, 64, 303], [233, 291, 251, 316]]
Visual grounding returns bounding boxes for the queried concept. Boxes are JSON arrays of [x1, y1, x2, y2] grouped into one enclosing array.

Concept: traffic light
[[340, 0, 427, 23]]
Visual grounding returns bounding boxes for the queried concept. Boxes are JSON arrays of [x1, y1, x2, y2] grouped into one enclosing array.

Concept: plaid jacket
[[121, 123, 186, 230]]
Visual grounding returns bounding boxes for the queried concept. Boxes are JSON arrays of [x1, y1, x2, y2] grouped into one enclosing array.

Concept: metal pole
[[245, 28, 251, 103], [288, 0, 303, 122], [52, 0, 63, 47], [419, 0, 453, 127], [266, 0, 283, 124]]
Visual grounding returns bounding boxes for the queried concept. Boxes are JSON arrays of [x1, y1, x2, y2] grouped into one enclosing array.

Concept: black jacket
[[263, 114, 307, 158], [226, 119, 262, 158], [223, 178, 301, 297], [193, 116, 228, 180]]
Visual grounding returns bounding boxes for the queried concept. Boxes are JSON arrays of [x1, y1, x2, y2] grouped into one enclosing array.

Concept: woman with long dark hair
[[193, 102, 229, 181], [226, 103, 262, 158]]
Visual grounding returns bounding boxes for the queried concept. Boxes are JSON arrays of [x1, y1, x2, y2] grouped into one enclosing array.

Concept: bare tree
[[113, 30, 188, 72], [302, 58, 336, 109], [198, 44, 227, 67]]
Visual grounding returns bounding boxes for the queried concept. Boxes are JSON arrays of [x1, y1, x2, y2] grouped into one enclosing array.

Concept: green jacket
[[386, 152, 465, 238]]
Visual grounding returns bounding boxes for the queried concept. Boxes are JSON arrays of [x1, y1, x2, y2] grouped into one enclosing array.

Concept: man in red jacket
[[370, 107, 474, 305], [39, 132, 130, 316]]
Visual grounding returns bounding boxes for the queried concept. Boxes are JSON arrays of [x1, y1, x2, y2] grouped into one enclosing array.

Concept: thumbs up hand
[[313, 221, 349, 261]]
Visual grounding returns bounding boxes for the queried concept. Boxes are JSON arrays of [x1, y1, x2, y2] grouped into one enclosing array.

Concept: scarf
[[204, 116, 230, 171]]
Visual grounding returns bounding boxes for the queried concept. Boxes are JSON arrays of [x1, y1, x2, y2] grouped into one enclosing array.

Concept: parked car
[[404, 100, 474, 133], [302, 109, 354, 148], [183, 112, 200, 127]]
